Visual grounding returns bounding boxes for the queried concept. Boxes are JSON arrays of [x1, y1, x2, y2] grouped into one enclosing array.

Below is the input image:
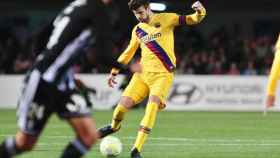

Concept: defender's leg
[[131, 72, 174, 158], [98, 73, 149, 138], [60, 117, 98, 158], [131, 96, 161, 158], [98, 96, 134, 138]]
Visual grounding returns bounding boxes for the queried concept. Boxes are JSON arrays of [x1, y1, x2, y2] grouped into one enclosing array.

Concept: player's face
[[132, 6, 151, 23]]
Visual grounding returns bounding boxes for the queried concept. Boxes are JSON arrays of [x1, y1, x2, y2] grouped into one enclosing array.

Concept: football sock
[[111, 104, 128, 130], [60, 139, 90, 158], [0, 137, 24, 158], [133, 102, 159, 152]]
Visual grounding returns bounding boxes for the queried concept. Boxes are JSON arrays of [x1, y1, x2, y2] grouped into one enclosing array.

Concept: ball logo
[[168, 82, 203, 105]]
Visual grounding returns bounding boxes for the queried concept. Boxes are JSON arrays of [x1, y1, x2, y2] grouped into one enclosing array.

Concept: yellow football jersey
[[116, 11, 205, 73], [267, 34, 280, 96]]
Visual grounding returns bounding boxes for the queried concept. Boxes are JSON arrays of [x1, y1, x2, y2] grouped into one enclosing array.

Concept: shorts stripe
[[18, 70, 41, 133]]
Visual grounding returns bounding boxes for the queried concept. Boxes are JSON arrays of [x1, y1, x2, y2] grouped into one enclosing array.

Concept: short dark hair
[[128, 0, 149, 11]]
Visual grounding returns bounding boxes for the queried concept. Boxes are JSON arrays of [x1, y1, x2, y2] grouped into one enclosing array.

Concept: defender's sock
[[60, 139, 90, 158], [133, 102, 158, 151], [111, 104, 128, 130], [0, 137, 24, 158]]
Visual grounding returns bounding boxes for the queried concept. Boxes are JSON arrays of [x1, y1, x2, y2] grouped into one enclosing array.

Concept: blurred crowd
[[0, 15, 277, 75], [175, 26, 276, 75]]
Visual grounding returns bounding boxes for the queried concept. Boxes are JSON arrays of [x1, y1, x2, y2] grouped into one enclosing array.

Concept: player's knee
[[69, 117, 98, 147], [120, 96, 135, 109], [148, 96, 166, 110], [16, 133, 37, 151], [148, 95, 161, 105], [78, 129, 98, 147]]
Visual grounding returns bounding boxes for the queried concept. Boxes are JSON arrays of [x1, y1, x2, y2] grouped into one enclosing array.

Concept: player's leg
[[130, 95, 160, 158], [58, 87, 96, 158], [98, 96, 134, 138], [0, 70, 52, 158], [60, 117, 98, 158], [0, 131, 38, 158], [98, 73, 149, 138], [131, 72, 174, 158]]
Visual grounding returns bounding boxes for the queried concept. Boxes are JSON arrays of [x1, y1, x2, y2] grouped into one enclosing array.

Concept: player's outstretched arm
[[117, 27, 139, 66], [107, 27, 139, 88], [186, 1, 206, 25], [265, 35, 280, 108]]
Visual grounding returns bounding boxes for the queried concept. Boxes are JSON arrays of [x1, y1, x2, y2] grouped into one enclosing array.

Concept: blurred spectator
[[13, 53, 32, 74], [227, 62, 240, 75], [0, 14, 277, 75], [242, 61, 257, 75], [212, 61, 224, 75]]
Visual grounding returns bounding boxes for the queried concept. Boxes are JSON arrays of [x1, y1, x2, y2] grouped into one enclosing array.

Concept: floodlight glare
[[150, 2, 166, 11]]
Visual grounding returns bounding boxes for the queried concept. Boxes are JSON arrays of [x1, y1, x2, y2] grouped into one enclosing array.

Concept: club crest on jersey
[[140, 32, 162, 43]]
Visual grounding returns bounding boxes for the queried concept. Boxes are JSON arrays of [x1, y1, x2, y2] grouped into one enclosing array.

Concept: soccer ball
[[100, 136, 122, 157]]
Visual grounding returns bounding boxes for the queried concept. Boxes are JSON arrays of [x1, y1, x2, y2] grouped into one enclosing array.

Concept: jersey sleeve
[[267, 49, 280, 96], [117, 26, 140, 65], [166, 9, 206, 27], [165, 13, 181, 27]]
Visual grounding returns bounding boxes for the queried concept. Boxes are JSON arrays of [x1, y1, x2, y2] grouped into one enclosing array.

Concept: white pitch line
[[1, 134, 280, 143], [34, 143, 280, 147], [122, 136, 280, 142], [1, 135, 280, 147]]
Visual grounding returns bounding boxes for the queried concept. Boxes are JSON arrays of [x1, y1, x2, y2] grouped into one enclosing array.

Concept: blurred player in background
[[98, 0, 207, 157], [0, 0, 119, 158], [265, 34, 280, 109]]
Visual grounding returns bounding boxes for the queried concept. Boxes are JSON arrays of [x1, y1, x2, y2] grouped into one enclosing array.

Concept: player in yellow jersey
[[265, 34, 280, 110], [98, 0, 206, 157]]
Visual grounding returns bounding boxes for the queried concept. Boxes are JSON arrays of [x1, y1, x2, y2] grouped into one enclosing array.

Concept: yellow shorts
[[122, 71, 174, 106]]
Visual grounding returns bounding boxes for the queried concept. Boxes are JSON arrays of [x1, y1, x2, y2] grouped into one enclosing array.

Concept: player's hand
[[108, 73, 118, 88], [191, 1, 205, 13], [265, 95, 275, 108]]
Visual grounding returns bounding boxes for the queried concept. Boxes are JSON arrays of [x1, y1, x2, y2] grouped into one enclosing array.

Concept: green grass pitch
[[0, 109, 280, 158]]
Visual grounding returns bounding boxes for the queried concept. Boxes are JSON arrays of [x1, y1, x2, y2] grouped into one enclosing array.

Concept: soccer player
[[265, 34, 280, 109], [0, 0, 118, 158], [98, 0, 207, 157]]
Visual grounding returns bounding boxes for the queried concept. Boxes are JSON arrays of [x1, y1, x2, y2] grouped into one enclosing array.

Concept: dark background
[[0, 0, 279, 75]]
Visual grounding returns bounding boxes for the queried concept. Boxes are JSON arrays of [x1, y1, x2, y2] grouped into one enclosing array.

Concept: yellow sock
[[134, 130, 148, 152], [134, 102, 159, 152], [111, 104, 128, 129]]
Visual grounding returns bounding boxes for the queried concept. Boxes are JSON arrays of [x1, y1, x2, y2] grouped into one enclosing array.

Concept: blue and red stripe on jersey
[[135, 27, 175, 72], [179, 15, 186, 25]]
